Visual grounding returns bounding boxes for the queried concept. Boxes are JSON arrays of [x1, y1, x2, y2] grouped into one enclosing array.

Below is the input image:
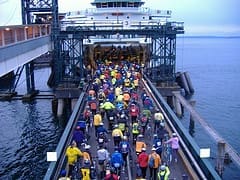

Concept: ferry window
[[127, 16, 129, 19], [96, 3, 100, 8], [106, 16, 108, 19], [117, 2, 121, 7], [109, 2, 113, 7], [122, 2, 127, 7], [142, 17, 145, 19]]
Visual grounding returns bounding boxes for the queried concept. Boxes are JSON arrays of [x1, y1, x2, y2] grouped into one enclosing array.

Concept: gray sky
[[1, 0, 240, 35]]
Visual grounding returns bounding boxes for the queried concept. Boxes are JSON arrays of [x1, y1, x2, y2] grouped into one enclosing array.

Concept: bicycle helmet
[[172, 133, 177, 137], [160, 165, 166, 171]]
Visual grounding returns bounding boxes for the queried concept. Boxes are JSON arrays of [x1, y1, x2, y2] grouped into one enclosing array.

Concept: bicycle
[[163, 133, 172, 165]]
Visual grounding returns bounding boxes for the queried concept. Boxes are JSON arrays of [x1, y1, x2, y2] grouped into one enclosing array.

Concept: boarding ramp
[[0, 24, 51, 77]]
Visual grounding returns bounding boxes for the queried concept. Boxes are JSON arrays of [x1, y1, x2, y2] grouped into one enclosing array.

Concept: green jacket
[[157, 166, 170, 180]]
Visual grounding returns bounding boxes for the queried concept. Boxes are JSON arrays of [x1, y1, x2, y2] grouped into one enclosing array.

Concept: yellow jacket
[[66, 146, 82, 165], [112, 128, 123, 138]]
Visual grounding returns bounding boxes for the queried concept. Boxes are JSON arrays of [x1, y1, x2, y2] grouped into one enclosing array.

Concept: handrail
[[0, 24, 51, 47]]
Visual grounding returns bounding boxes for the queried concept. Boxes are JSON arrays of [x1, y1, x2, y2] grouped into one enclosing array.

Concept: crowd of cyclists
[[60, 60, 180, 180]]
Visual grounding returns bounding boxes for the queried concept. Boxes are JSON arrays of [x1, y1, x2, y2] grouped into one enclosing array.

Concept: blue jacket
[[97, 125, 108, 134], [111, 151, 124, 167], [73, 130, 85, 144]]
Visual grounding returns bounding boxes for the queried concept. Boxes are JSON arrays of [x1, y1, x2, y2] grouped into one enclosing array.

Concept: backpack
[[133, 124, 138, 131], [148, 155, 155, 168], [120, 142, 128, 153]]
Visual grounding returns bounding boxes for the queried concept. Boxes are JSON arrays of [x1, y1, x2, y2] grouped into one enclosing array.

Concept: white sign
[[200, 148, 210, 158], [47, 152, 57, 162]]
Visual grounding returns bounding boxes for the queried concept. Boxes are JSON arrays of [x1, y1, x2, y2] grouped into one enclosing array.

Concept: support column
[[22, 62, 38, 101], [57, 99, 64, 116]]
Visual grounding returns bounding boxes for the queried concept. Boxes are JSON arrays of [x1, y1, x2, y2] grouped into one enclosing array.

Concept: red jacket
[[129, 106, 139, 117], [104, 173, 118, 180], [137, 152, 149, 168]]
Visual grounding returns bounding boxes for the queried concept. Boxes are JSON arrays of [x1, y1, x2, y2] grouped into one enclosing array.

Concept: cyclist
[[157, 123, 168, 143], [100, 99, 115, 121], [82, 145, 92, 165], [97, 146, 110, 179], [65, 141, 83, 178], [72, 126, 85, 148], [123, 90, 131, 106], [132, 121, 140, 145], [96, 122, 108, 137], [164, 133, 179, 162], [129, 103, 139, 124], [112, 125, 123, 147], [154, 109, 164, 133], [89, 98, 98, 115], [117, 110, 128, 134], [111, 147, 124, 176], [119, 136, 131, 167], [93, 111, 102, 137], [137, 148, 148, 179], [143, 96, 154, 110], [140, 113, 149, 135], [157, 165, 170, 180], [149, 147, 161, 180], [153, 134, 163, 158], [135, 134, 146, 156]]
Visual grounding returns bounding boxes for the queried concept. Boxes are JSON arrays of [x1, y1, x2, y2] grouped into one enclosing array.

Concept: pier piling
[[215, 141, 226, 177]]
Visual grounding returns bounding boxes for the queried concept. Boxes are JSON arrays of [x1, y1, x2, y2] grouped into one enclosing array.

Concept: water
[[0, 37, 239, 179], [176, 36, 240, 179], [0, 68, 65, 179]]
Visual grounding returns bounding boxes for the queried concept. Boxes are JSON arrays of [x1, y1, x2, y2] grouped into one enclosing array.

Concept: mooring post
[[215, 141, 226, 177], [189, 100, 196, 136]]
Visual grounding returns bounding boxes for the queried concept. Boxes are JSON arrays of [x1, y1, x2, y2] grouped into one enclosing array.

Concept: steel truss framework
[[54, 24, 183, 86], [148, 35, 177, 82]]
